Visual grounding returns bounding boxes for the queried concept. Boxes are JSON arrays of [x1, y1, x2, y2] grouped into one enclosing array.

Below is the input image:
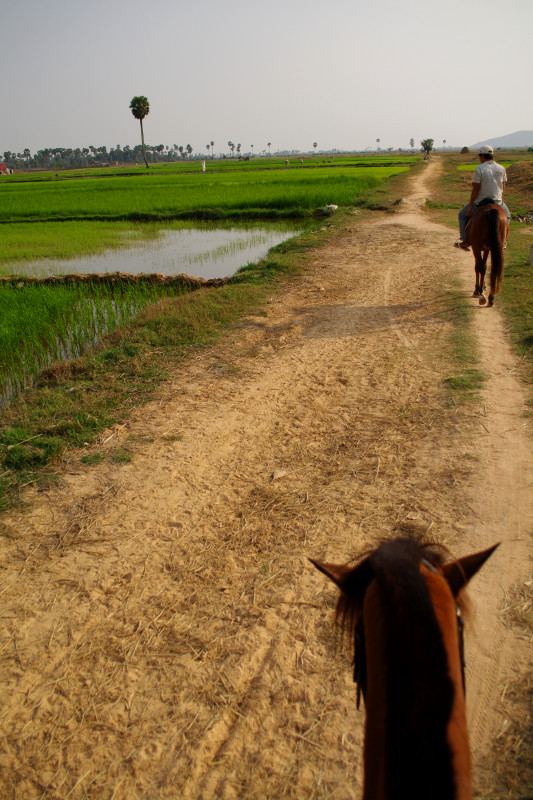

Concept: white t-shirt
[[473, 160, 507, 205]]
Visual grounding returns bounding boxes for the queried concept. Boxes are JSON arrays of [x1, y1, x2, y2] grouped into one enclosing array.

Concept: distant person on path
[[455, 145, 510, 250]]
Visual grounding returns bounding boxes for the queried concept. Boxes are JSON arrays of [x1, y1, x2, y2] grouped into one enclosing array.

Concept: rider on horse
[[456, 144, 510, 251]]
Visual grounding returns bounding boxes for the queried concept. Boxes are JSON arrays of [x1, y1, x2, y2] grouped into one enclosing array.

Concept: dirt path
[[1, 161, 531, 799]]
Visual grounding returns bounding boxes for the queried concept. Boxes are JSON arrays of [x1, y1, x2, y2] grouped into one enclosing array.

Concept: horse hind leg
[[474, 250, 487, 303], [472, 253, 482, 297], [479, 250, 491, 305]]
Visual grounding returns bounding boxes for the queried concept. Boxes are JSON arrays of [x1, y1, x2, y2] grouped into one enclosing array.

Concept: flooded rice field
[[8, 222, 310, 280], [1, 221, 312, 404]]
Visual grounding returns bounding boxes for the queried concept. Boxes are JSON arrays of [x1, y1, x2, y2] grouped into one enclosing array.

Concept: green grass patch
[[440, 285, 486, 403], [499, 239, 533, 392], [457, 162, 513, 171], [81, 452, 106, 466]]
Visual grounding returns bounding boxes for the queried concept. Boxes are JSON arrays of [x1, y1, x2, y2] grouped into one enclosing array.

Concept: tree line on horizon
[[2, 140, 431, 171], [1, 143, 202, 170]]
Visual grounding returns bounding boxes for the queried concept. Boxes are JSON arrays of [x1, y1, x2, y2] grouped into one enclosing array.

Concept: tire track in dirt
[[0, 160, 531, 799]]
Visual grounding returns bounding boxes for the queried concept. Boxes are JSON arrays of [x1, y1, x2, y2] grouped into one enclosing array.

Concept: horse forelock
[[334, 538, 449, 630], [335, 538, 468, 702]]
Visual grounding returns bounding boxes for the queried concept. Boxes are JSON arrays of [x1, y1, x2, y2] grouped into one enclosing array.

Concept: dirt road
[[1, 160, 531, 799]]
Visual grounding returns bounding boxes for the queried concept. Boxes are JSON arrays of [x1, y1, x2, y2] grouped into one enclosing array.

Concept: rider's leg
[[502, 201, 511, 230], [502, 201, 510, 246], [458, 204, 470, 242]]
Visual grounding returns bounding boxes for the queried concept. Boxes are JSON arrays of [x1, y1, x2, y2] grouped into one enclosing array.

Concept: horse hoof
[[473, 290, 481, 297], [488, 295, 494, 307], [479, 295, 487, 306]]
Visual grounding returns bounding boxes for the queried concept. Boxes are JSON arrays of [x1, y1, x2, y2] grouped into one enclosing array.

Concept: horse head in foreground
[[469, 202, 508, 306], [311, 537, 498, 800]]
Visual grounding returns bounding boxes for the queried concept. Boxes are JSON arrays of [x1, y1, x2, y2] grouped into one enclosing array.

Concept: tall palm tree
[[267, 142, 272, 155], [210, 140, 215, 159], [129, 96, 150, 168]]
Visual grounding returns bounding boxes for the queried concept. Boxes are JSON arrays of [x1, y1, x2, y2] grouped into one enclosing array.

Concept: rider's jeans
[[459, 201, 510, 241]]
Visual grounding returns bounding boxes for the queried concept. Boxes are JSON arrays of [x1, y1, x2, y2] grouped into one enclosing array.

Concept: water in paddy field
[[8, 222, 310, 280]]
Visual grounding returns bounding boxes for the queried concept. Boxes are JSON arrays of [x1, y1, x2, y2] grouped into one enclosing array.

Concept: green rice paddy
[[456, 162, 512, 172], [0, 161, 411, 223], [0, 280, 187, 406]]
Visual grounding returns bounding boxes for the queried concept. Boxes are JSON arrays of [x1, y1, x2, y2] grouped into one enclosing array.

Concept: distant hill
[[469, 130, 533, 149]]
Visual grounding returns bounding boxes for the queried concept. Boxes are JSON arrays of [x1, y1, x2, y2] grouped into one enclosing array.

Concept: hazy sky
[[1, 0, 532, 156]]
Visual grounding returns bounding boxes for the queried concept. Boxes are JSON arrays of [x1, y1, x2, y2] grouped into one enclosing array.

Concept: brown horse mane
[[333, 537, 469, 706]]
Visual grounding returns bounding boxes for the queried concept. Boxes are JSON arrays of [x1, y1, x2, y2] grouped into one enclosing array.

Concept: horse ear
[[310, 558, 374, 598], [442, 543, 500, 596], [310, 559, 354, 589]]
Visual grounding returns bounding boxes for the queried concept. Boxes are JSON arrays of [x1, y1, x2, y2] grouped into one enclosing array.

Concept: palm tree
[[410, 138, 415, 149], [206, 144, 210, 156], [250, 144, 254, 157], [313, 142, 318, 152], [376, 138, 380, 151], [267, 141, 272, 155], [186, 144, 193, 159], [129, 96, 150, 168], [210, 140, 215, 159]]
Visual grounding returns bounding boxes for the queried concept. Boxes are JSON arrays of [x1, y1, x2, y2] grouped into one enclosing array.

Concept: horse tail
[[487, 207, 504, 295]]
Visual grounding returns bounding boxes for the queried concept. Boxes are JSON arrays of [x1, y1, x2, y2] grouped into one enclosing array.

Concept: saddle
[[476, 197, 497, 208]]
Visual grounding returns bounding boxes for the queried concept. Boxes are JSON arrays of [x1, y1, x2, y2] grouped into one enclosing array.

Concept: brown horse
[[468, 202, 508, 306], [311, 537, 498, 800]]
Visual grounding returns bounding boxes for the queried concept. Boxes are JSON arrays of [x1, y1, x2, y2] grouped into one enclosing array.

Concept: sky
[[1, 0, 532, 157]]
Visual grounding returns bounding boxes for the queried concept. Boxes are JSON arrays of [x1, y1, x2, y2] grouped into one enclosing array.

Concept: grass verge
[[440, 281, 486, 404]]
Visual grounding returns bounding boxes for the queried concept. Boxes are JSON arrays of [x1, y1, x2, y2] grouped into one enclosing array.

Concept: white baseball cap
[[478, 145, 494, 154]]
